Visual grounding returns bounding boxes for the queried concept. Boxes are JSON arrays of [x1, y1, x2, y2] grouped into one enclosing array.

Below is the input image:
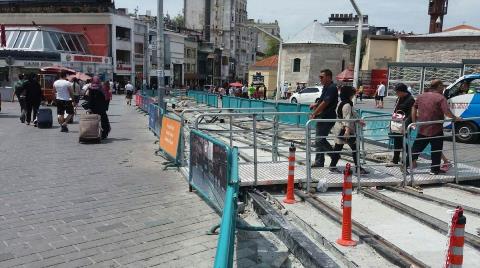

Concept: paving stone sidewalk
[[0, 96, 219, 267]]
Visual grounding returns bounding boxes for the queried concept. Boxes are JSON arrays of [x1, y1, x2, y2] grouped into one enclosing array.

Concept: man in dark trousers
[[411, 79, 461, 175], [310, 69, 338, 168], [14, 73, 26, 123], [24, 73, 42, 126]]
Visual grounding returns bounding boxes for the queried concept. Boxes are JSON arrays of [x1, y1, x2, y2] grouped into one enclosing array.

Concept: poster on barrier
[[189, 130, 229, 210], [159, 115, 182, 160]]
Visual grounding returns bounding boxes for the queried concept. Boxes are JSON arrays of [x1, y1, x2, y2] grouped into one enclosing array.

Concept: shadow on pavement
[[0, 114, 19, 118], [102, 138, 131, 144]]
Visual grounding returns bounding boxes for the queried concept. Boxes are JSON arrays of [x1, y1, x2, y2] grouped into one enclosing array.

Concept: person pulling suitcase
[[82, 76, 111, 140]]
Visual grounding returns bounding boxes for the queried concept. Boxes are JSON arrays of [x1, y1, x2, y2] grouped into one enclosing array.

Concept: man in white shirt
[[376, 82, 386, 108], [125, 81, 134, 105], [53, 71, 74, 132]]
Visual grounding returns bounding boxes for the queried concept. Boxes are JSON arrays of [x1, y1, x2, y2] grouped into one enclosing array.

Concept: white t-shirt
[[377, 84, 386, 97], [54, 79, 72, 100], [125, 83, 134, 92]]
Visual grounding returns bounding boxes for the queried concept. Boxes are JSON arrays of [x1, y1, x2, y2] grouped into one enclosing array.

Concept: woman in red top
[[102, 81, 113, 111]]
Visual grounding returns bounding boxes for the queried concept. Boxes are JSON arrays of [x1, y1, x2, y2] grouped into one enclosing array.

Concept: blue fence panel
[[277, 103, 299, 125], [358, 108, 431, 155], [230, 97, 240, 109], [239, 98, 251, 112], [298, 104, 311, 125], [207, 94, 218, 107], [222, 96, 231, 108]]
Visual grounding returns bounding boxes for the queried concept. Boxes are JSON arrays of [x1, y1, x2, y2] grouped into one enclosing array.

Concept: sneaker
[[429, 170, 447, 175], [26, 122, 30, 125], [60, 125, 69, 133], [329, 167, 342, 173], [440, 162, 450, 172]]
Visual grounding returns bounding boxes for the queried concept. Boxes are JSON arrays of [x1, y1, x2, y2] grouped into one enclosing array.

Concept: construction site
[[134, 84, 480, 267]]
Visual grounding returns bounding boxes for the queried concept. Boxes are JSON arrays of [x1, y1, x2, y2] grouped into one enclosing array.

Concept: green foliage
[[173, 13, 185, 28], [264, 37, 279, 57]]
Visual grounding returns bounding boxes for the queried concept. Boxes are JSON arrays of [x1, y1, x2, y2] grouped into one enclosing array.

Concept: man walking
[[14, 73, 26, 123], [411, 79, 461, 175], [125, 81, 134, 105], [310, 69, 338, 168], [376, 81, 386, 108], [53, 71, 74, 132]]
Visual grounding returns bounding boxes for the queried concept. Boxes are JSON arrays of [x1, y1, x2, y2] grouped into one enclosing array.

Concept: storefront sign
[[61, 53, 111, 64], [23, 61, 54, 68]]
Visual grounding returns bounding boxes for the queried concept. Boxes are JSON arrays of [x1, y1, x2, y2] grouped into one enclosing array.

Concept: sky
[[116, 0, 480, 39]]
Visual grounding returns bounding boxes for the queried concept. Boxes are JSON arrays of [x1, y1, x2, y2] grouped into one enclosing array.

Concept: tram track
[[293, 190, 429, 268]]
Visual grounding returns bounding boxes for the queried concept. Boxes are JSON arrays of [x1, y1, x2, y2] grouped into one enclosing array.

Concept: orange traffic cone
[[337, 163, 357, 246], [283, 143, 296, 204], [445, 206, 466, 268]]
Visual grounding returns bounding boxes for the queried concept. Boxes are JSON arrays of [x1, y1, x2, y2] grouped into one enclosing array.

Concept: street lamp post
[[220, 47, 224, 87], [349, 0, 363, 92], [157, 0, 165, 111]]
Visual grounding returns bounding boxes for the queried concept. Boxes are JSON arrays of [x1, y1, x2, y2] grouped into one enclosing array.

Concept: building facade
[[184, 0, 256, 84], [0, 1, 149, 88], [281, 21, 350, 86], [247, 19, 280, 55]]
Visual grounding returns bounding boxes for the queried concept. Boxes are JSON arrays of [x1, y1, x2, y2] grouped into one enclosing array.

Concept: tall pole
[[157, 0, 165, 111], [276, 42, 282, 101], [349, 0, 363, 92]]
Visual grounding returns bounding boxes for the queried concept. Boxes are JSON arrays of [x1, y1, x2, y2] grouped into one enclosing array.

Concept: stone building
[[402, 25, 480, 63], [280, 20, 350, 86], [247, 19, 281, 55]]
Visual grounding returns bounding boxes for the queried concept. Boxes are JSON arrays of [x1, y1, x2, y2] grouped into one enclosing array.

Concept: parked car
[[289, 86, 323, 104], [443, 73, 480, 143]]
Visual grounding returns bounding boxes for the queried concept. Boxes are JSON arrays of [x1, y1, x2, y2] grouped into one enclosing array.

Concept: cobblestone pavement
[[0, 96, 219, 267]]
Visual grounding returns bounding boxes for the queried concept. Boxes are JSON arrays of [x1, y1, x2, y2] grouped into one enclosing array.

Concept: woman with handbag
[[388, 83, 415, 167], [329, 86, 369, 175]]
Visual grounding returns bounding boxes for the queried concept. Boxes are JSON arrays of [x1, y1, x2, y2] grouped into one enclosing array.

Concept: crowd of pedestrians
[[11, 71, 116, 140], [309, 69, 460, 176]]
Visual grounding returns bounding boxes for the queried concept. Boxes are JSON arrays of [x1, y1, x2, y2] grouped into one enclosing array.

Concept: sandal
[[440, 161, 450, 172]]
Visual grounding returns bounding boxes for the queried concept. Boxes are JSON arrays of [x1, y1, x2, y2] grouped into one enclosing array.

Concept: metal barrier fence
[[148, 103, 163, 136], [187, 91, 219, 107], [188, 130, 240, 268], [193, 111, 310, 186], [178, 107, 278, 169], [305, 118, 407, 191], [407, 117, 480, 185]]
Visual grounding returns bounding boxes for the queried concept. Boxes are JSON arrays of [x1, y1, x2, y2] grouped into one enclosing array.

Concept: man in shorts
[[125, 81, 134, 105], [53, 71, 74, 132]]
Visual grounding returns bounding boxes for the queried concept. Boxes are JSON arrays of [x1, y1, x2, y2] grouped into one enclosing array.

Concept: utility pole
[[157, 0, 165, 111], [349, 0, 363, 102]]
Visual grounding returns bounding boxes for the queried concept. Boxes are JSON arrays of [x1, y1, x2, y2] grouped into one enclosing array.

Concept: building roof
[[405, 24, 480, 39], [444, 24, 480, 32], [252, 55, 278, 68], [285, 20, 345, 45]]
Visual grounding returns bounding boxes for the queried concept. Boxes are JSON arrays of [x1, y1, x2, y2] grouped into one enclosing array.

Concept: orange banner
[[159, 116, 181, 159]]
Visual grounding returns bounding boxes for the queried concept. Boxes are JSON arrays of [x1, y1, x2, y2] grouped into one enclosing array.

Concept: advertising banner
[[189, 130, 230, 211], [159, 115, 182, 160]]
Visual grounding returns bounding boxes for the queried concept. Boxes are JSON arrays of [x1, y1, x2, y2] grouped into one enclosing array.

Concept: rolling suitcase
[[79, 114, 101, 143], [37, 108, 53, 128]]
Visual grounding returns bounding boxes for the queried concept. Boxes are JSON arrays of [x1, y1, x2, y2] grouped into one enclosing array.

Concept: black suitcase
[[37, 108, 53, 128]]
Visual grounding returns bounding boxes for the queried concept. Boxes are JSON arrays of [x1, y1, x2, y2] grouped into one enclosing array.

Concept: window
[[293, 58, 301, 72], [301, 88, 319, 94], [65, 34, 78, 52], [13, 31, 26, 48]]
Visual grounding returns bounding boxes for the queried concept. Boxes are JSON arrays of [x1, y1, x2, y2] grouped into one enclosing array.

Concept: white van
[[444, 73, 480, 142]]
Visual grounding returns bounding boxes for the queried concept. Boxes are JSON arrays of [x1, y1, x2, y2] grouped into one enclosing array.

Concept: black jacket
[[394, 94, 415, 127], [24, 79, 42, 105], [85, 89, 107, 114]]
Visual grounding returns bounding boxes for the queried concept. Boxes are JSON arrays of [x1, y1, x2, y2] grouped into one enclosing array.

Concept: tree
[[264, 36, 279, 57], [172, 13, 184, 28]]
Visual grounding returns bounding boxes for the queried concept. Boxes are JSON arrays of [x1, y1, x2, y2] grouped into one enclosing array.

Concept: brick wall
[[403, 40, 480, 63]]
